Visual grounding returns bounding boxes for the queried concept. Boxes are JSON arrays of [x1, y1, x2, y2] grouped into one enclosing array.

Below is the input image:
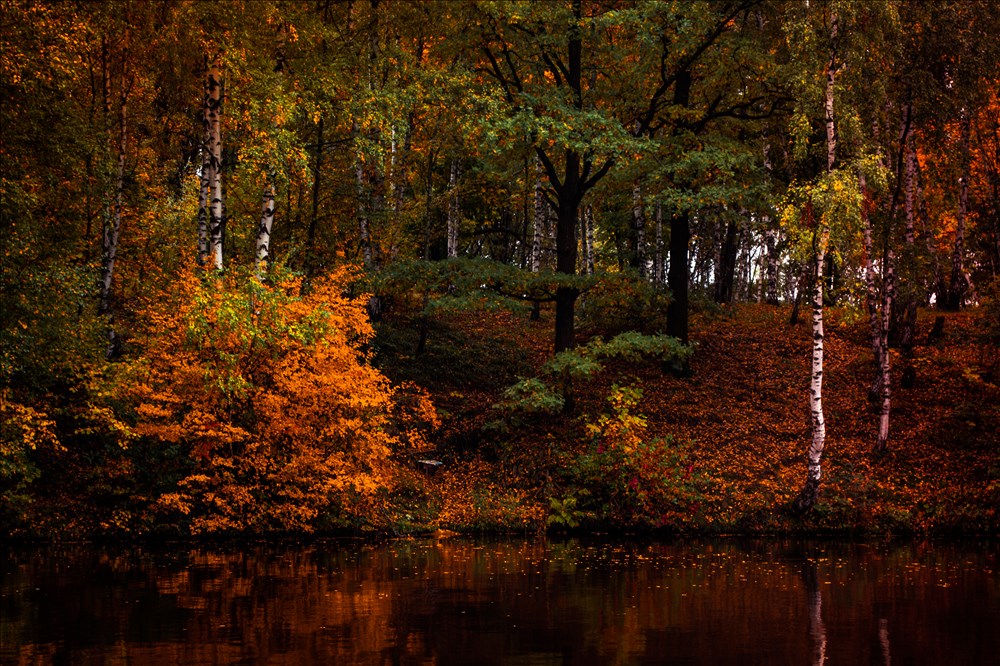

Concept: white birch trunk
[[447, 157, 460, 258], [632, 181, 646, 277], [256, 182, 275, 279], [861, 174, 881, 372], [875, 245, 894, 453], [531, 155, 544, 273], [900, 115, 918, 386], [99, 68, 126, 318], [197, 118, 211, 267], [795, 12, 836, 513], [824, 18, 837, 174], [390, 120, 412, 220], [763, 229, 779, 303], [205, 56, 224, 271], [798, 241, 828, 510], [654, 203, 663, 284]]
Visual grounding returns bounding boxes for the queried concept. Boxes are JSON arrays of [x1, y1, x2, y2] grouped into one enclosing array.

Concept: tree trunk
[[789, 261, 810, 326], [861, 174, 883, 403], [666, 210, 691, 346], [875, 244, 895, 454], [205, 55, 224, 272], [764, 228, 779, 304], [99, 61, 126, 317], [714, 219, 738, 304], [583, 203, 595, 275], [653, 202, 664, 285], [197, 115, 210, 267], [531, 155, 544, 273], [900, 127, 918, 387], [553, 171, 580, 353], [256, 182, 276, 279], [100, 47, 127, 359], [447, 157, 460, 258], [632, 180, 646, 276], [794, 12, 836, 514], [793, 240, 827, 513], [395, 116, 414, 221]]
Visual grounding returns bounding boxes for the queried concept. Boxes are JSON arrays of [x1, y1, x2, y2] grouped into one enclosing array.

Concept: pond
[[1, 538, 997, 665]]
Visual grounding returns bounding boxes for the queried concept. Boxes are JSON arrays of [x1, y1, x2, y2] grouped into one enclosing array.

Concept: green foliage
[[372, 257, 596, 313], [577, 271, 670, 336], [498, 332, 692, 415], [500, 378, 564, 415], [546, 493, 590, 529]]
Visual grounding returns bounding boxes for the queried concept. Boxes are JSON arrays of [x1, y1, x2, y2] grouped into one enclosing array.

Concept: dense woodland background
[[2, 0, 999, 538]]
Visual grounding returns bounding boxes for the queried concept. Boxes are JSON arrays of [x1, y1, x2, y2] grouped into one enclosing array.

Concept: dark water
[[1, 538, 997, 665]]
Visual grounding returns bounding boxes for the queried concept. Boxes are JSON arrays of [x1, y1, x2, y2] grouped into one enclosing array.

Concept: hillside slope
[[378, 303, 1000, 534]]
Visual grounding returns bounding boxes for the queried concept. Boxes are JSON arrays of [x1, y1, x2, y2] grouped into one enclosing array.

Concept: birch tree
[[202, 53, 224, 272], [97, 30, 131, 359], [786, 5, 850, 514]]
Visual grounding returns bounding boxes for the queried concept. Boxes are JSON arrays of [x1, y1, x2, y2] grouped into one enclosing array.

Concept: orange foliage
[[123, 265, 438, 534]]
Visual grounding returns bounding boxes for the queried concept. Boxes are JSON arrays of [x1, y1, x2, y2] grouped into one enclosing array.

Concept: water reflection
[[1, 539, 997, 665], [800, 558, 826, 666]]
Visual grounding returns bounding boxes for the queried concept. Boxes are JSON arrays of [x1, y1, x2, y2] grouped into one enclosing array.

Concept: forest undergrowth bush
[[3, 264, 440, 537], [549, 383, 707, 530]]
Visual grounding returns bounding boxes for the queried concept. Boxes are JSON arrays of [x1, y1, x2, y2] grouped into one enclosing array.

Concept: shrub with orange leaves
[[125, 264, 438, 534]]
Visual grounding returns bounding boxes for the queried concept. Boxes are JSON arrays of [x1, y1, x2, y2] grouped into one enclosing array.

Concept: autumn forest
[[2, 0, 999, 539]]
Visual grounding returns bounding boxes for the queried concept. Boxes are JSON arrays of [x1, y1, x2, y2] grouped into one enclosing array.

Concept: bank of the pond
[[4, 303, 998, 539]]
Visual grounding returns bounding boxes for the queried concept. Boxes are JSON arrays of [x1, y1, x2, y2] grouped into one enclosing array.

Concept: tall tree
[[792, 5, 839, 514]]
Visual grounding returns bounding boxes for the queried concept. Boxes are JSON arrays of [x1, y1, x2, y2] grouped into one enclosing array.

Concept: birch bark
[[581, 204, 595, 275], [531, 155, 545, 273], [794, 11, 837, 513], [256, 182, 276, 279], [204, 55, 224, 271], [875, 244, 895, 453], [900, 125, 918, 387], [632, 181, 646, 277], [653, 203, 663, 285], [447, 158, 460, 258]]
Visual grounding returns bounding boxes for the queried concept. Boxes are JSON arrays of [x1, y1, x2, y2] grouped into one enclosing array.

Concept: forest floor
[[376, 300, 1000, 536]]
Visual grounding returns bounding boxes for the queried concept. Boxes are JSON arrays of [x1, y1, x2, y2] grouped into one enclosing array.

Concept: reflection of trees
[[801, 559, 827, 666], [6, 540, 996, 664], [879, 618, 891, 665]]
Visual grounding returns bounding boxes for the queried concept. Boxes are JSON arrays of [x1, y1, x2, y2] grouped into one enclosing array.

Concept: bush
[[561, 384, 706, 529], [123, 264, 438, 534]]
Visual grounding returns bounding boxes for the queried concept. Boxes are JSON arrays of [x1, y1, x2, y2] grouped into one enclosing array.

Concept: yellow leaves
[[1, 402, 60, 454]]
